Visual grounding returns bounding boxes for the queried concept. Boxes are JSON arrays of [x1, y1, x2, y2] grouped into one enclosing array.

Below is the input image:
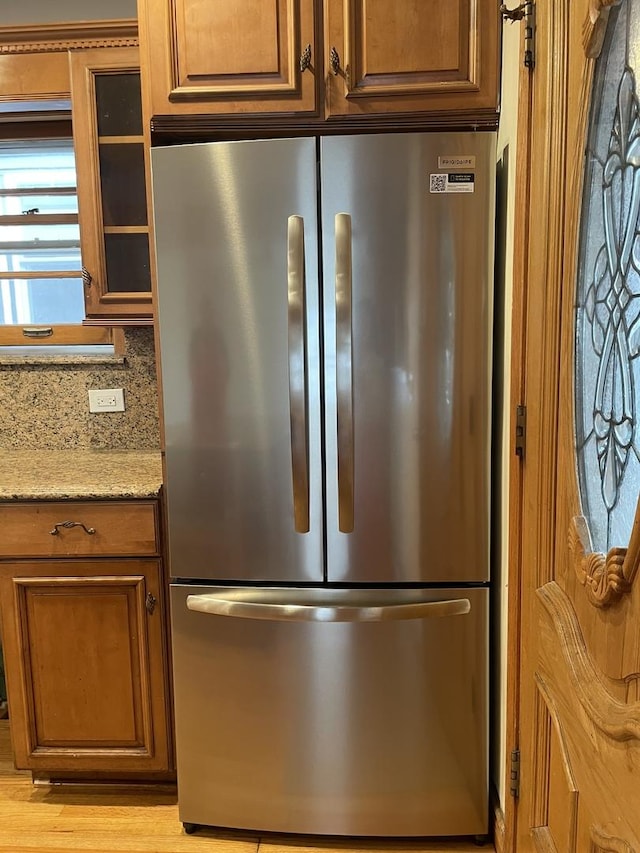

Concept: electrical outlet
[[88, 388, 125, 413]]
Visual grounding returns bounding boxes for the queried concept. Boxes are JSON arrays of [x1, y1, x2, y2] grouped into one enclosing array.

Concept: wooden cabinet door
[[70, 47, 154, 324], [139, 0, 317, 119], [324, 0, 499, 120], [0, 560, 170, 773]]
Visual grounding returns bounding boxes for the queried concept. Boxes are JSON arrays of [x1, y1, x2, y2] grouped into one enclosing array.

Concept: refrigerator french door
[[152, 133, 495, 837]]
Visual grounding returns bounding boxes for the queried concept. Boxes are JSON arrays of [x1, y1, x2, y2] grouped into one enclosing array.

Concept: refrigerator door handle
[[186, 593, 471, 622], [287, 215, 310, 533], [335, 212, 354, 533]]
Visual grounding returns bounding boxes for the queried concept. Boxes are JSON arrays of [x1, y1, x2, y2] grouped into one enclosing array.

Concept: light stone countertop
[[0, 450, 163, 501]]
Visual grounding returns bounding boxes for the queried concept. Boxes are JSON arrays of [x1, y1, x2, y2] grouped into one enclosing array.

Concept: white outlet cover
[[88, 388, 125, 413]]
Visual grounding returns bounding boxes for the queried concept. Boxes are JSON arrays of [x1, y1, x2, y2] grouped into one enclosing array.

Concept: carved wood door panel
[[517, 0, 640, 851]]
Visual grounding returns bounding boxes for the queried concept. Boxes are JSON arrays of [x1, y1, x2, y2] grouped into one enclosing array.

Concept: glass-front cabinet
[[70, 47, 153, 324]]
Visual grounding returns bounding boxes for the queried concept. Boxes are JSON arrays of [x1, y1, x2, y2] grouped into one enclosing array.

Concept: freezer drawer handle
[[185, 594, 471, 623], [335, 213, 354, 533], [287, 215, 310, 533]]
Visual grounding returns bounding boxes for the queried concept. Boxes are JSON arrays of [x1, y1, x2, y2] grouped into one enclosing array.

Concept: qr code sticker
[[430, 174, 447, 193]]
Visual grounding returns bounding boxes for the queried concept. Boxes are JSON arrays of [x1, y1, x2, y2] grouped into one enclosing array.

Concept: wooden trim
[[111, 326, 126, 357], [533, 672, 579, 794], [32, 771, 176, 785], [516, 0, 573, 848], [0, 271, 82, 280], [0, 186, 76, 197], [503, 30, 534, 853], [83, 316, 153, 327], [0, 20, 138, 55], [0, 213, 77, 226], [87, 292, 153, 305], [0, 324, 111, 346], [103, 226, 150, 235], [531, 682, 552, 831], [0, 53, 70, 101], [98, 135, 145, 144], [150, 108, 500, 138]]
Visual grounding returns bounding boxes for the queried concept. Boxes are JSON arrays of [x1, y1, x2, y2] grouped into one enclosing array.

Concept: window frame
[[0, 19, 139, 347], [0, 125, 87, 342]]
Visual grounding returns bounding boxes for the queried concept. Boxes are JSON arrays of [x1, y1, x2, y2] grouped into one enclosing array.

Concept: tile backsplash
[[0, 328, 160, 450]]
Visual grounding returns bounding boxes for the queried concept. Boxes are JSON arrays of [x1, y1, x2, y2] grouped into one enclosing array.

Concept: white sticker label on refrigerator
[[438, 155, 476, 170], [429, 173, 475, 194]]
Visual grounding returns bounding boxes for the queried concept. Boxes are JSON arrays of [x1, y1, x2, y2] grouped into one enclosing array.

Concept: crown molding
[[0, 19, 138, 54]]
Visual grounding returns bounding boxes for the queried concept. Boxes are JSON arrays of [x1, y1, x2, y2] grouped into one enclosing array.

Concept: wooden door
[[0, 559, 170, 774], [515, 0, 640, 850], [138, 0, 317, 119], [324, 0, 499, 121]]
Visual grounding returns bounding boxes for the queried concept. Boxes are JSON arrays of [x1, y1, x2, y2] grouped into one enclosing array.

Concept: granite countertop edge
[[0, 450, 163, 502]]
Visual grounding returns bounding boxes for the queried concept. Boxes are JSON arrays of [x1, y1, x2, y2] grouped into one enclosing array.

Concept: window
[[0, 131, 110, 348], [0, 138, 81, 323]]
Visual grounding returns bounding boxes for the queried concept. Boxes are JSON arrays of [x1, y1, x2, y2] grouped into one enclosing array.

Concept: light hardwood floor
[[0, 721, 492, 852]]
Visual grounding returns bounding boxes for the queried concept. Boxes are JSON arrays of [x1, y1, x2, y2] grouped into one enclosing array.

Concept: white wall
[[0, 0, 136, 24], [493, 19, 521, 807]]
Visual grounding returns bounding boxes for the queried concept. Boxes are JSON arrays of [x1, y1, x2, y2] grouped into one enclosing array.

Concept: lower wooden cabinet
[[0, 501, 172, 776]]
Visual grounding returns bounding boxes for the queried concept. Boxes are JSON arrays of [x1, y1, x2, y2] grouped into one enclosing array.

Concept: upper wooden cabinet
[[324, 0, 500, 120], [138, 0, 499, 130], [70, 47, 154, 324], [139, 0, 318, 118]]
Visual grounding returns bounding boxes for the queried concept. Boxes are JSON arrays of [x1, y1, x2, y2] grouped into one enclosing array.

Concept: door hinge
[[515, 404, 527, 458], [500, 1, 535, 69], [510, 748, 521, 798]]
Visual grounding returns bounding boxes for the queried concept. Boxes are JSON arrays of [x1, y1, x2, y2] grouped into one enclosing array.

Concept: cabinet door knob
[[329, 46, 341, 76], [82, 266, 93, 288], [146, 592, 157, 615], [299, 44, 312, 73], [50, 521, 96, 536]]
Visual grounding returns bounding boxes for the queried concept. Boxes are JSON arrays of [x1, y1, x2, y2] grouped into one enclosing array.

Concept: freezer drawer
[[170, 585, 488, 837]]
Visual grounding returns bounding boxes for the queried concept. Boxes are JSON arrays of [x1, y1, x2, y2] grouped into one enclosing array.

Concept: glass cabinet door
[[70, 47, 153, 323]]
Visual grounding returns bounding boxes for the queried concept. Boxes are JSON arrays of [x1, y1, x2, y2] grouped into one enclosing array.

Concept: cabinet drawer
[[0, 501, 159, 558]]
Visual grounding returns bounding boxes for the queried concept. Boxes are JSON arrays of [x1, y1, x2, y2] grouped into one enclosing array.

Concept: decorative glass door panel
[[576, 1, 640, 552]]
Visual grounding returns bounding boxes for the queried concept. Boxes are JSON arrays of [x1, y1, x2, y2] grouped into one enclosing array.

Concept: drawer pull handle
[[299, 43, 312, 73], [145, 592, 157, 615], [23, 326, 53, 338], [329, 46, 340, 76], [82, 266, 92, 289], [50, 521, 96, 536]]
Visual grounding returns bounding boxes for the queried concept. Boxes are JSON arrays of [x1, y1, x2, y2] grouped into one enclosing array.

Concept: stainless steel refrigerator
[[152, 132, 495, 839]]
